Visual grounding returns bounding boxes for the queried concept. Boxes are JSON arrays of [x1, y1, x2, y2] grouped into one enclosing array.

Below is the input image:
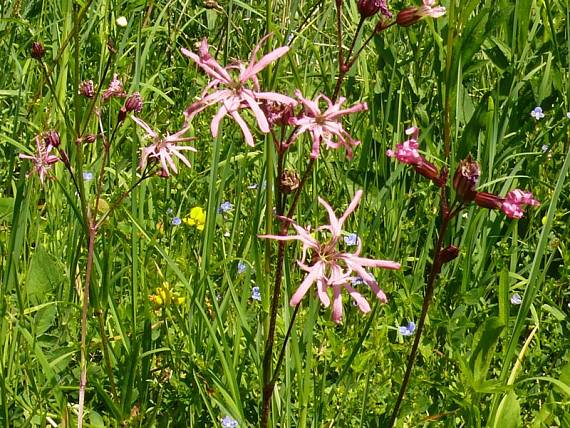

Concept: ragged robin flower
[[19, 133, 60, 185], [259, 190, 400, 323]]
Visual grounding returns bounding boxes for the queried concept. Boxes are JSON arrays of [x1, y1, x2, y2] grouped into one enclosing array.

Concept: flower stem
[[77, 222, 96, 428], [387, 189, 453, 427]]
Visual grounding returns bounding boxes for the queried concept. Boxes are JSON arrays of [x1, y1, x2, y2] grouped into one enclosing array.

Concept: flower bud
[[453, 155, 480, 203], [474, 191, 503, 210], [43, 130, 60, 148], [79, 80, 95, 98], [358, 0, 382, 18], [31, 42, 45, 60], [396, 7, 421, 27], [440, 245, 459, 264], [279, 170, 300, 194], [58, 149, 70, 168], [413, 159, 441, 186], [124, 92, 143, 113]]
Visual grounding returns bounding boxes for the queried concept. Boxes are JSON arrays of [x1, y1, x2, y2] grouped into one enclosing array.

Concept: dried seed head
[[279, 169, 300, 194]]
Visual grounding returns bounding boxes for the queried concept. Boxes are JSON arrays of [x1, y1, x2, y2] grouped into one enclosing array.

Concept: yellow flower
[[183, 206, 206, 231], [149, 282, 185, 306]]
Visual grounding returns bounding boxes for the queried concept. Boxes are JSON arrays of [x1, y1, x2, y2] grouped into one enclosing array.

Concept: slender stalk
[[387, 191, 458, 427], [77, 222, 96, 428], [270, 304, 301, 386]]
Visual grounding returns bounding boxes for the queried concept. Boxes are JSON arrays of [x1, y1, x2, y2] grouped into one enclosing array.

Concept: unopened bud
[[440, 245, 459, 264], [31, 42, 45, 60], [453, 155, 480, 203], [79, 80, 95, 98], [125, 92, 143, 113], [474, 191, 503, 210], [413, 159, 441, 186], [396, 7, 421, 27], [279, 170, 300, 194], [43, 130, 60, 148], [358, 0, 383, 18]]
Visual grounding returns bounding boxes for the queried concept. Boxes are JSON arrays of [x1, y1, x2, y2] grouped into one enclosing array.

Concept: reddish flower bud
[[43, 130, 60, 148], [58, 149, 70, 168], [453, 155, 480, 203], [413, 159, 441, 186], [396, 7, 421, 27], [474, 191, 503, 210], [357, 0, 383, 18], [31, 42, 45, 60], [79, 80, 95, 98], [440, 245, 459, 264], [124, 92, 143, 113]]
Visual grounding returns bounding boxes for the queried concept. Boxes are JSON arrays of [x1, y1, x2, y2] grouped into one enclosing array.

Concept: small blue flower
[[344, 233, 358, 246], [218, 201, 232, 213], [530, 107, 545, 120], [510, 293, 522, 305], [350, 276, 364, 286], [221, 415, 238, 428], [83, 171, 94, 181], [399, 321, 416, 337], [237, 261, 247, 274], [171, 217, 182, 226], [541, 144, 549, 153], [251, 286, 261, 301]]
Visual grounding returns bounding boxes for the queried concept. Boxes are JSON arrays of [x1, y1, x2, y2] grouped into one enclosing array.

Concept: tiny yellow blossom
[[183, 206, 206, 231], [149, 282, 185, 307]]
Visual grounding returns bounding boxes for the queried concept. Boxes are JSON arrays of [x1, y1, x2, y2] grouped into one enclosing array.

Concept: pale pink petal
[[290, 262, 324, 306], [241, 91, 270, 132], [241, 46, 289, 82], [255, 92, 297, 105], [344, 284, 371, 314], [211, 104, 228, 137], [229, 110, 255, 146], [318, 197, 341, 238], [331, 284, 343, 323], [338, 190, 363, 228], [131, 116, 158, 139]]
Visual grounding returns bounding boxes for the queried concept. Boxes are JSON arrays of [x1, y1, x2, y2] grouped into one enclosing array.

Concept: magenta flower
[[386, 126, 443, 185], [181, 36, 296, 146], [287, 91, 368, 159], [475, 189, 540, 219], [19, 133, 60, 184], [131, 116, 196, 177], [258, 190, 400, 323], [500, 189, 540, 219]]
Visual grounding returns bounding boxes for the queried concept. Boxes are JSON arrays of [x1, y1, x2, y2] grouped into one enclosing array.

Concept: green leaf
[[468, 317, 505, 386], [26, 246, 65, 300], [494, 391, 521, 428], [0, 197, 14, 223]]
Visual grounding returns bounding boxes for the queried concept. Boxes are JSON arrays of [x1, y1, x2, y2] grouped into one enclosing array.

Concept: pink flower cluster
[[387, 126, 541, 219], [182, 37, 367, 159], [259, 190, 400, 323]]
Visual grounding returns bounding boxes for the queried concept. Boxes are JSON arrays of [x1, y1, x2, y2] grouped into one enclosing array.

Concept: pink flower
[[287, 91, 368, 159], [181, 36, 296, 146], [500, 189, 540, 219], [386, 126, 422, 164], [131, 116, 196, 177], [19, 133, 60, 184], [103, 74, 126, 100], [386, 126, 443, 185], [258, 190, 400, 323]]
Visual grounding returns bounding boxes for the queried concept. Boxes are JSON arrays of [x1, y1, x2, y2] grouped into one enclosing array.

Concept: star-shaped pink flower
[[132, 116, 196, 177], [182, 36, 296, 146], [259, 190, 400, 323], [287, 91, 368, 159], [19, 133, 60, 184]]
